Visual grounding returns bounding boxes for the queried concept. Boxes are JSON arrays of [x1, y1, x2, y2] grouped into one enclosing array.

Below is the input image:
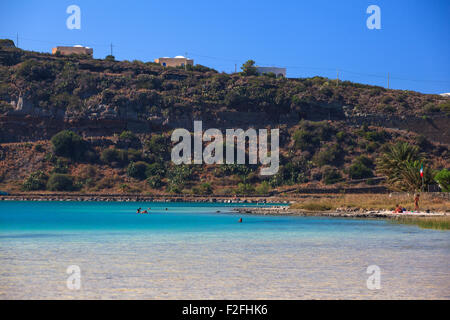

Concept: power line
[[2, 33, 450, 85]]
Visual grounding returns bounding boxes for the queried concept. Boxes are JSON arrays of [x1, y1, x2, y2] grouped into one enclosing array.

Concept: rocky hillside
[[0, 44, 449, 143], [0, 42, 449, 195]]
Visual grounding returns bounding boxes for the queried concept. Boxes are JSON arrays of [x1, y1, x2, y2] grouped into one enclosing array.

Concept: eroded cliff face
[[1, 95, 449, 144]]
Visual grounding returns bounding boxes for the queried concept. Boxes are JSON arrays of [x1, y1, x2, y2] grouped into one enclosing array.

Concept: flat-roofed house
[[155, 56, 194, 67], [256, 66, 286, 77], [52, 45, 93, 56]]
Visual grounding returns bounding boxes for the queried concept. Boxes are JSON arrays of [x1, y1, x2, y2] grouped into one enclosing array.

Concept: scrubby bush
[[193, 182, 213, 195], [46, 173, 74, 191], [423, 102, 440, 113], [293, 129, 318, 151], [51, 130, 86, 160], [322, 167, 343, 185], [364, 130, 387, 143], [240, 60, 258, 76], [348, 162, 373, 179], [434, 169, 450, 192], [22, 171, 48, 191], [145, 162, 166, 177], [16, 59, 55, 81], [100, 148, 120, 163], [313, 144, 343, 166], [126, 148, 142, 162], [126, 161, 149, 180], [255, 181, 271, 194], [236, 183, 255, 195], [100, 148, 127, 165], [147, 175, 163, 188], [51, 157, 69, 174], [146, 134, 169, 162]]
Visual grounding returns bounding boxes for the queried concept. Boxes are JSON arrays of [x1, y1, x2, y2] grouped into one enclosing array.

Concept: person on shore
[[394, 204, 403, 213], [414, 194, 420, 211]]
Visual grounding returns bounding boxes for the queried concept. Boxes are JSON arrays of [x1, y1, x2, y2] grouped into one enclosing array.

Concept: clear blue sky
[[1, 0, 449, 94]]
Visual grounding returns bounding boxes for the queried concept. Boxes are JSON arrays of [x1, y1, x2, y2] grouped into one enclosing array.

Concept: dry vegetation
[[290, 193, 450, 212]]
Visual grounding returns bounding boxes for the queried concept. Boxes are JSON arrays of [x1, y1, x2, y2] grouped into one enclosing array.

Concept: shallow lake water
[[0, 201, 449, 299]]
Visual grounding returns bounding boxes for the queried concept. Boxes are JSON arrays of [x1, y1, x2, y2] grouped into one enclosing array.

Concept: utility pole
[[387, 72, 390, 89], [16, 33, 19, 48], [336, 69, 339, 86], [235, 64, 237, 73], [110, 43, 113, 56]]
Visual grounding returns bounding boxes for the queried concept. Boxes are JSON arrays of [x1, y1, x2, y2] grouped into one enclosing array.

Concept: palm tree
[[376, 142, 422, 190], [399, 160, 434, 192]]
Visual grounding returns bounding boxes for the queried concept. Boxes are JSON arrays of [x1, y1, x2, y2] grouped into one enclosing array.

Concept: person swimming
[[137, 207, 141, 214], [142, 210, 148, 214]]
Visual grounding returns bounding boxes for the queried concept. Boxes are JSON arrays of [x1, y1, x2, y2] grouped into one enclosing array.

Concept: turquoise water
[[0, 201, 449, 299]]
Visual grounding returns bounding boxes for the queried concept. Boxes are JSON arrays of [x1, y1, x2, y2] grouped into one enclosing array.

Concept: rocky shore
[[0, 193, 290, 204], [233, 206, 448, 218]]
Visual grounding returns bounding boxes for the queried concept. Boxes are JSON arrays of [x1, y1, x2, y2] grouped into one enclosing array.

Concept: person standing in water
[[238, 218, 242, 223]]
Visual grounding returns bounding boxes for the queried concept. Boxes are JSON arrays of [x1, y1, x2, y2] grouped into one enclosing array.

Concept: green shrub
[[100, 148, 120, 163], [240, 60, 258, 76], [438, 101, 450, 113], [434, 169, 450, 192], [126, 161, 149, 180], [46, 173, 74, 191], [51, 130, 86, 160], [51, 157, 69, 174], [119, 130, 137, 141], [336, 131, 346, 141], [348, 162, 373, 179], [166, 164, 193, 190], [313, 144, 343, 166], [145, 134, 169, 161], [236, 183, 255, 195], [193, 183, 213, 195], [365, 130, 386, 143], [126, 148, 142, 162], [293, 129, 319, 151], [423, 102, 440, 113], [255, 181, 271, 194], [145, 162, 165, 177], [147, 175, 163, 188], [16, 59, 55, 81], [322, 167, 343, 185], [100, 148, 128, 165], [355, 155, 373, 167], [22, 171, 48, 191]]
